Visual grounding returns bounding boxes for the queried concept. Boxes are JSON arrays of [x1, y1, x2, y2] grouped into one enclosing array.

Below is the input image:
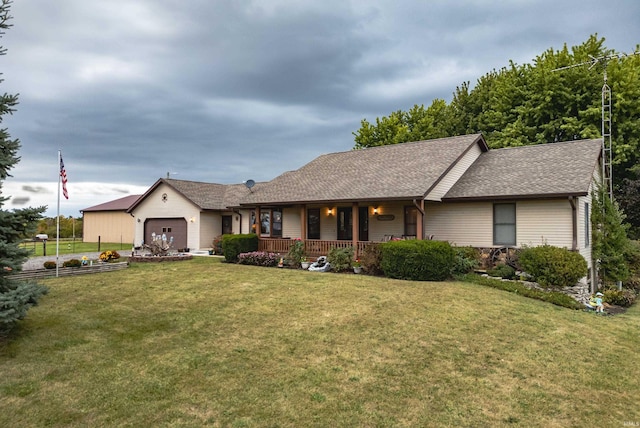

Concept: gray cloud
[[2, 0, 640, 217]]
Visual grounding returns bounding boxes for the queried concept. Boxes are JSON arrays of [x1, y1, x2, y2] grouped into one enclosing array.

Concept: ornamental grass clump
[[238, 251, 280, 267]]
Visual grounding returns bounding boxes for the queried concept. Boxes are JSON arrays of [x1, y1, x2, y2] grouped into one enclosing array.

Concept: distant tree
[[0, 0, 48, 333], [37, 216, 82, 239]]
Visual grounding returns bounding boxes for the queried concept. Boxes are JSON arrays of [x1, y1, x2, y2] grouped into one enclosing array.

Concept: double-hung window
[[493, 203, 516, 246]]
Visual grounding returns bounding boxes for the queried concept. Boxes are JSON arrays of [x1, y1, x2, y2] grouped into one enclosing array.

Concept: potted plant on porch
[[300, 256, 310, 270], [352, 259, 362, 274]]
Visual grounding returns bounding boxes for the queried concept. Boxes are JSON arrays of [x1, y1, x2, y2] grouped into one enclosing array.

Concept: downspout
[[569, 197, 577, 251], [413, 199, 425, 240]]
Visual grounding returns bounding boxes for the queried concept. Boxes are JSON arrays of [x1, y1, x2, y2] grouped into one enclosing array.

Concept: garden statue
[[143, 232, 174, 256]]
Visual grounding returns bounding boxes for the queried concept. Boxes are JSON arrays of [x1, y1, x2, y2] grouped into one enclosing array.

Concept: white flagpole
[[56, 150, 61, 278]]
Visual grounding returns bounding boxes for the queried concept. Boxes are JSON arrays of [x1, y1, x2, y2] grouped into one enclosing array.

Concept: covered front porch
[[255, 200, 426, 257]]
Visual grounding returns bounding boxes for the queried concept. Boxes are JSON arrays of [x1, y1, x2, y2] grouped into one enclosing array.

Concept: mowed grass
[[19, 240, 129, 257], [1, 257, 639, 427]]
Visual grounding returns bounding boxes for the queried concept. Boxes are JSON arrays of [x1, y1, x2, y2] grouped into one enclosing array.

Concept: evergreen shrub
[[518, 244, 587, 288], [452, 246, 481, 275], [222, 234, 259, 262], [43, 261, 57, 269], [381, 240, 455, 281], [62, 259, 82, 268], [487, 263, 516, 279], [327, 247, 354, 272]]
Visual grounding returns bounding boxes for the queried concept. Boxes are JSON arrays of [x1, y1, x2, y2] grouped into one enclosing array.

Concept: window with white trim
[[493, 203, 516, 246]]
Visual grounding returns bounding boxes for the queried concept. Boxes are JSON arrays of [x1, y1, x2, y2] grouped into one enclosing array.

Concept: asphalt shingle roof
[[126, 178, 263, 212], [443, 138, 602, 200], [163, 179, 259, 210], [241, 134, 487, 205], [82, 194, 141, 212]]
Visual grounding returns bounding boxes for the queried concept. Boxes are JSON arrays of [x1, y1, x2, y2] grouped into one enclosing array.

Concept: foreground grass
[[19, 240, 130, 257], [1, 258, 639, 427]]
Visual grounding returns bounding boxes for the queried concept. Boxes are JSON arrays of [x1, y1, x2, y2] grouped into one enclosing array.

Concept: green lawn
[[2, 257, 639, 427], [19, 240, 130, 257]]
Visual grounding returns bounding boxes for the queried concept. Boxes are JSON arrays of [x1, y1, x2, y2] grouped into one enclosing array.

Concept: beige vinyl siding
[[368, 203, 406, 241], [200, 211, 221, 249], [282, 208, 301, 238], [82, 211, 135, 244], [131, 183, 201, 249], [233, 209, 254, 235], [427, 143, 483, 201], [516, 200, 572, 248], [426, 199, 573, 249], [425, 202, 493, 246]]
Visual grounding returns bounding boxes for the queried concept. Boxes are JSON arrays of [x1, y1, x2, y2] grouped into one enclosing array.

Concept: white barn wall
[[83, 211, 135, 244]]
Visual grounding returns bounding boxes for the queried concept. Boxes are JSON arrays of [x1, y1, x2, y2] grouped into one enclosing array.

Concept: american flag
[[60, 155, 68, 199]]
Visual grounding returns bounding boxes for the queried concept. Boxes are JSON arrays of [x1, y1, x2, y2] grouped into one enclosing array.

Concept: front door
[[222, 215, 233, 235], [337, 206, 369, 241]]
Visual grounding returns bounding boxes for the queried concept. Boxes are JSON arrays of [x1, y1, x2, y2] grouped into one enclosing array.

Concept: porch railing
[[258, 238, 375, 258]]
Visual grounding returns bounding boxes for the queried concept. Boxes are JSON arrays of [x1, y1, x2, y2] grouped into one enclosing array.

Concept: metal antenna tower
[[553, 51, 640, 200]]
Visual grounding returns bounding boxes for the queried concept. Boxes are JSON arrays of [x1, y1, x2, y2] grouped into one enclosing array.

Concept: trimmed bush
[[518, 245, 587, 288], [360, 244, 383, 275], [380, 240, 455, 281], [43, 261, 57, 269], [238, 251, 280, 267], [222, 234, 259, 263], [63, 259, 82, 268], [487, 263, 516, 280], [327, 247, 354, 272]]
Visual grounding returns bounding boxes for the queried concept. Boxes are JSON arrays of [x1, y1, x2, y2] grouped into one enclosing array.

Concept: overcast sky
[[2, 0, 639, 217]]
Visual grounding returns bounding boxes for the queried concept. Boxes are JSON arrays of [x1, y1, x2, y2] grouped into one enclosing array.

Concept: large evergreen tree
[[352, 35, 640, 236], [0, 0, 47, 333]]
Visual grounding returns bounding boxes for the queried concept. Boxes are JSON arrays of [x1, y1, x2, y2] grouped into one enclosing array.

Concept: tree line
[[35, 216, 83, 239], [353, 35, 640, 238]]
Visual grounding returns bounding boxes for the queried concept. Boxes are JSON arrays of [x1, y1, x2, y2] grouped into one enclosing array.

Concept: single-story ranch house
[[88, 133, 602, 285]]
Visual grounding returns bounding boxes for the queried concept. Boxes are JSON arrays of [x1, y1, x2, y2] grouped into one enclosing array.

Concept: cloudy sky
[[2, 0, 639, 217]]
